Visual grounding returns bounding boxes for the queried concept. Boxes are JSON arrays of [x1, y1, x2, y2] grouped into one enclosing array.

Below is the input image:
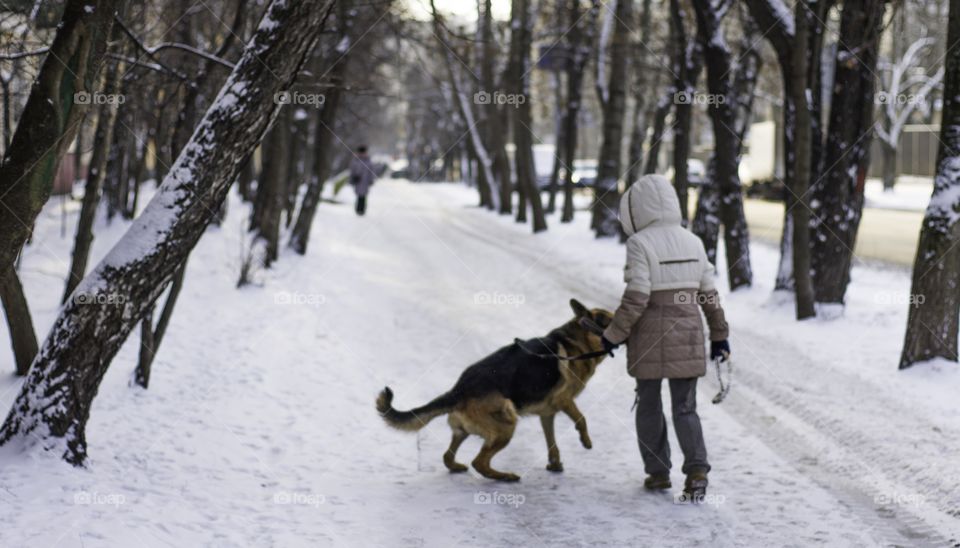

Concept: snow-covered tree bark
[[0, 0, 336, 465], [135, 0, 246, 384], [591, 0, 633, 237], [809, 0, 886, 305], [692, 6, 761, 269], [900, 0, 960, 369], [690, 0, 754, 290], [0, 0, 118, 271]]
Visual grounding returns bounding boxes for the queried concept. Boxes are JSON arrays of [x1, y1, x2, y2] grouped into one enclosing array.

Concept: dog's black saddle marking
[[450, 335, 563, 410]]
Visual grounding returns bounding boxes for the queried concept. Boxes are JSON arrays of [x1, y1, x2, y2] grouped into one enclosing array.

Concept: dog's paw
[[580, 436, 593, 449], [500, 473, 521, 482], [546, 462, 564, 473], [447, 463, 469, 473]]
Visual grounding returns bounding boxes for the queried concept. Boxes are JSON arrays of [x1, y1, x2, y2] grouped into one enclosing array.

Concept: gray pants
[[634, 378, 710, 475]]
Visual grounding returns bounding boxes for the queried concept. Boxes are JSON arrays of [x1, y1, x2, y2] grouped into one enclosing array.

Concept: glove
[[601, 336, 619, 357], [710, 340, 730, 362]]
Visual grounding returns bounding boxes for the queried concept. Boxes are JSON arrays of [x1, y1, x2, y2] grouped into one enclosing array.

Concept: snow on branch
[[876, 37, 944, 148]]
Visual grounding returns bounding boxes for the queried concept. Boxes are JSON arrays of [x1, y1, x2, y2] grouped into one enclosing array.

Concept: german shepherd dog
[[376, 299, 614, 482]]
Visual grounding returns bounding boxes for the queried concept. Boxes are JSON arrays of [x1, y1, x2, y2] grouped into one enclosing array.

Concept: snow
[[766, 0, 795, 37], [1, 180, 959, 545], [863, 176, 933, 212], [927, 157, 960, 225]]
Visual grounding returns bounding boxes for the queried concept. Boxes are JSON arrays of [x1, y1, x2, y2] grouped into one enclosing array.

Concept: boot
[[643, 473, 671, 490], [681, 470, 708, 502]]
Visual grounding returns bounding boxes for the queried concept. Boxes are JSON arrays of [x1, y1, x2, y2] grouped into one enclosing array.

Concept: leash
[[513, 338, 612, 362], [711, 353, 732, 404], [513, 316, 613, 362]]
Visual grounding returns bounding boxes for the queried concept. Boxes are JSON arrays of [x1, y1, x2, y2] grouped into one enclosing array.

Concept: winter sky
[[405, 0, 512, 21]]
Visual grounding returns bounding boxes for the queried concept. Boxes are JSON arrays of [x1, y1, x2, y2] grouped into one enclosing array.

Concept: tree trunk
[[690, 0, 753, 290], [135, 263, 187, 388], [790, 0, 816, 319], [0, 0, 118, 271], [252, 110, 290, 266], [478, 0, 513, 215], [693, 6, 761, 270], [591, 0, 633, 237], [882, 140, 898, 190], [0, 264, 38, 375], [900, 0, 960, 369], [289, 0, 352, 255], [63, 55, 126, 302], [667, 0, 703, 225], [775, 71, 797, 291], [289, 85, 343, 254], [744, 0, 831, 292], [508, 0, 547, 232], [560, 0, 599, 223], [809, 0, 886, 305], [0, 0, 336, 465], [626, 0, 655, 188], [643, 92, 672, 175], [546, 72, 565, 214]]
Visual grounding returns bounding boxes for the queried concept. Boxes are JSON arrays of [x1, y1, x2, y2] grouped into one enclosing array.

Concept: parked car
[[664, 159, 707, 187], [571, 160, 598, 188]]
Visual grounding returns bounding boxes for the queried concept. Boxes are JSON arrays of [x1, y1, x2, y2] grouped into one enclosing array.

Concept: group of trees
[[0, 0, 401, 463], [1, 0, 960, 463], [415, 0, 960, 368]]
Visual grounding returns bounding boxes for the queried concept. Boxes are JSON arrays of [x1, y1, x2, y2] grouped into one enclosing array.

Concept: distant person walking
[[349, 146, 376, 216]]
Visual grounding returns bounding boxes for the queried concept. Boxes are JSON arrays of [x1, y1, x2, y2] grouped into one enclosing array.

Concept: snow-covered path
[[1, 180, 958, 547]]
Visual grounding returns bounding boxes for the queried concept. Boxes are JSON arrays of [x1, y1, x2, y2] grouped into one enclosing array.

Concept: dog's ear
[[570, 298, 589, 317]]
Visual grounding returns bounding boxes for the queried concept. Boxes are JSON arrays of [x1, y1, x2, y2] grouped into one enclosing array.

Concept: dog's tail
[[376, 387, 457, 431]]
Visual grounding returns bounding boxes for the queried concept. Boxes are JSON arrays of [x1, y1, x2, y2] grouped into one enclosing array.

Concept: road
[[741, 198, 922, 267]]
